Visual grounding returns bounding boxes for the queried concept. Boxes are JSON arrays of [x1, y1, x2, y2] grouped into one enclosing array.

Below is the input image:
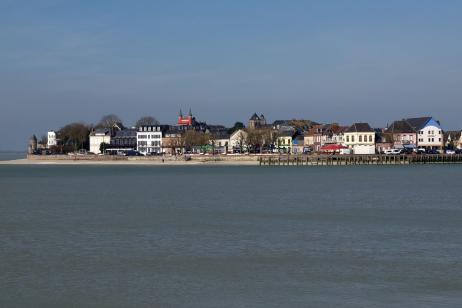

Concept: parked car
[[401, 148, 414, 155], [126, 150, 142, 156], [384, 149, 402, 155], [446, 149, 456, 155], [414, 148, 426, 154], [426, 149, 438, 155]]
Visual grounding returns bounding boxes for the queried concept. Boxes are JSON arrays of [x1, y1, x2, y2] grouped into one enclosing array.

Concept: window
[[359, 135, 362, 142], [352, 136, 355, 142], [346, 136, 350, 142], [369, 135, 373, 142]]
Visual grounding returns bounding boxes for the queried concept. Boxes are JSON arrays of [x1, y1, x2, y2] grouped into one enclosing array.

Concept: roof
[[385, 120, 415, 134], [273, 120, 292, 126], [90, 128, 111, 136], [404, 117, 432, 131], [346, 123, 374, 133], [278, 130, 294, 137], [213, 132, 231, 140], [114, 128, 137, 138], [322, 124, 348, 135], [250, 113, 260, 121]]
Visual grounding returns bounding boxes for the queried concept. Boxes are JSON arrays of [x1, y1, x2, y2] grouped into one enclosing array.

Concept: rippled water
[[1, 165, 462, 307]]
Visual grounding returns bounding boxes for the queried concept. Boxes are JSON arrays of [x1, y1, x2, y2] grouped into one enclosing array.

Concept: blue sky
[[1, 0, 462, 150]]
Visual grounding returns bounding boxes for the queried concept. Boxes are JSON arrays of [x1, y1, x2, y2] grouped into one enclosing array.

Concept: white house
[[47, 131, 57, 147], [228, 129, 248, 153], [344, 123, 376, 154], [137, 125, 163, 155], [212, 132, 230, 154], [405, 117, 443, 150], [89, 129, 111, 154]]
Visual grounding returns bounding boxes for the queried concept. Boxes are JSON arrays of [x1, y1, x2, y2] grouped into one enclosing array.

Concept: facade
[[47, 131, 57, 147], [304, 125, 323, 152], [137, 125, 164, 155], [321, 124, 347, 146], [248, 113, 266, 129], [162, 127, 183, 155], [211, 132, 230, 154], [292, 136, 305, 154], [277, 131, 293, 153], [89, 129, 111, 154], [384, 120, 417, 149], [375, 131, 393, 153], [229, 129, 248, 153], [404, 117, 443, 150], [178, 109, 194, 126], [344, 123, 376, 154], [107, 128, 137, 153]]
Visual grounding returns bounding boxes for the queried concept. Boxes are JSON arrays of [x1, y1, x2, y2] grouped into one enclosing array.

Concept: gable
[[424, 118, 441, 129]]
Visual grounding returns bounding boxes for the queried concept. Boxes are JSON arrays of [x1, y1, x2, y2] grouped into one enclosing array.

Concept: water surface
[[0, 151, 25, 161], [1, 165, 462, 307]]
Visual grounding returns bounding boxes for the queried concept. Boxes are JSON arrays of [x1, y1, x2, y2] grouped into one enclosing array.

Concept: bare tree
[[236, 130, 247, 153], [135, 116, 159, 127], [58, 122, 91, 151], [97, 114, 122, 129], [39, 135, 48, 147]]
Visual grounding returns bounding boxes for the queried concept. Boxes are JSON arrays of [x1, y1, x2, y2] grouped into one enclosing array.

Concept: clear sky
[[1, 0, 461, 150]]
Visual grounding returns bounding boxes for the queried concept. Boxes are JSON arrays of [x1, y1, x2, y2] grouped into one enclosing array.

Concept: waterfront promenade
[[2, 153, 462, 166], [259, 154, 462, 166]]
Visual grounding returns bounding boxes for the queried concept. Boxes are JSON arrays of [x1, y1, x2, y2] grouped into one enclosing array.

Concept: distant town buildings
[[40, 111, 459, 156]]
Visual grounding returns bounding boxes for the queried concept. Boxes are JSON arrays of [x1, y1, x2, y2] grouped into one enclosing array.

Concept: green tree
[[228, 122, 245, 134], [99, 142, 109, 154]]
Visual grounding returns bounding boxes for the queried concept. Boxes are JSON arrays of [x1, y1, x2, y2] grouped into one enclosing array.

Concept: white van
[[384, 149, 402, 155]]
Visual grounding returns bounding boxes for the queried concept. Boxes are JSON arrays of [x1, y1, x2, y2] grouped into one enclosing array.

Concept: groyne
[[259, 154, 462, 166]]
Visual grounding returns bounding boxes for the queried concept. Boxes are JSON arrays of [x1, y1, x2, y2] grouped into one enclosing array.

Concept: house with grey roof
[[384, 120, 417, 149], [405, 117, 443, 150], [89, 128, 112, 154], [344, 123, 376, 154]]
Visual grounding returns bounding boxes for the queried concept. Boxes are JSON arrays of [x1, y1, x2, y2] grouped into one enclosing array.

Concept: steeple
[[179, 109, 183, 117]]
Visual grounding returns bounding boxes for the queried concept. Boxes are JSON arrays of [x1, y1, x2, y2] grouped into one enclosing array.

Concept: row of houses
[[46, 111, 462, 155]]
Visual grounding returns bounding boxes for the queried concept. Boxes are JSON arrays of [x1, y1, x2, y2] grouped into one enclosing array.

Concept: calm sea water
[[0, 151, 25, 161], [1, 165, 462, 307]]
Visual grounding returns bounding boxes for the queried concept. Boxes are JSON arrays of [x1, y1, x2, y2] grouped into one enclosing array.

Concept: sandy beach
[[0, 158, 259, 166]]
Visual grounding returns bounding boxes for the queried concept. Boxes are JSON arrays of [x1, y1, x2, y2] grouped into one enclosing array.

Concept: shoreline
[[0, 158, 259, 166]]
